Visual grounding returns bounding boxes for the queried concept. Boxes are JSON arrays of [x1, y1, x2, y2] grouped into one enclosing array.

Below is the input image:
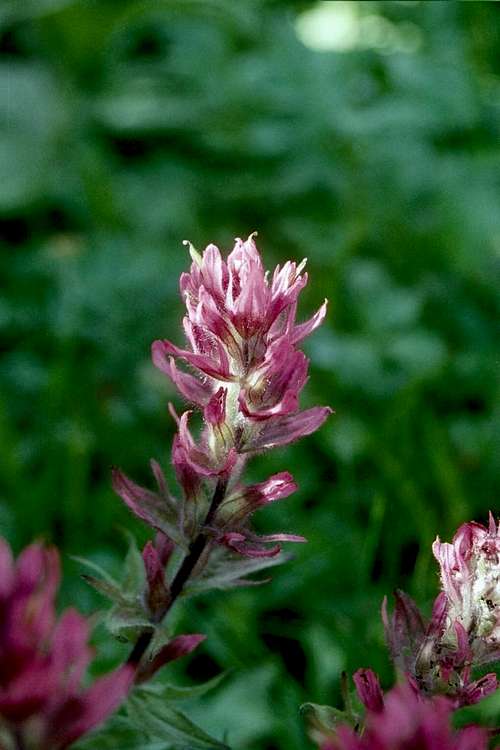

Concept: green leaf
[[185, 550, 290, 594], [73, 716, 169, 750], [138, 671, 228, 702], [106, 603, 151, 639], [81, 573, 129, 606], [127, 693, 230, 750], [122, 530, 147, 595], [300, 702, 354, 733], [72, 555, 121, 588]]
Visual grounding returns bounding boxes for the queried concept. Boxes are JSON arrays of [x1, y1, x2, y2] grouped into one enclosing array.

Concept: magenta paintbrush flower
[[151, 233, 331, 450], [115, 234, 332, 561], [0, 538, 133, 749], [321, 675, 487, 750]]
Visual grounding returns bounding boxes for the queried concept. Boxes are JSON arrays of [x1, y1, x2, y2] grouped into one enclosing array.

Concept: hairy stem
[[127, 478, 227, 668]]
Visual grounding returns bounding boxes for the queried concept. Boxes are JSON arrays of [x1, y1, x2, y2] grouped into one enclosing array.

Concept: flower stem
[[127, 478, 227, 669]]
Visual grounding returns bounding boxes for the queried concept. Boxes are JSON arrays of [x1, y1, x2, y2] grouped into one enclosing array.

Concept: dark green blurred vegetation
[[1, 1, 499, 747]]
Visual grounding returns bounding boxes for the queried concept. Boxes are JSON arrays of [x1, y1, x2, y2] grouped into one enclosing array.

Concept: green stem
[[127, 478, 227, 668]]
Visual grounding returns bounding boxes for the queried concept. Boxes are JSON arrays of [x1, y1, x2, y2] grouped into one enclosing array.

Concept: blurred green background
[[1, 0, 499, 747]]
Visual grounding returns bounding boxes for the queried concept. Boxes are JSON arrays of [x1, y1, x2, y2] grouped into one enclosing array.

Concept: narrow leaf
[[73, 716, 169, 750], [185, 551, 289, 594], [72, 555, 120, 588], [81, 574, 130, 606], [300, 702, 354, 732], [122, 531, 146, 595], [139, 671, 228, 702], [127, 693, 230, 749]]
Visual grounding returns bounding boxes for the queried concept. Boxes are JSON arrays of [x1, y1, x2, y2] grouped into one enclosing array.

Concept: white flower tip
[[183, 240, 203, 268], [297, 257, 308, 275], [168, 402, 181, 425]]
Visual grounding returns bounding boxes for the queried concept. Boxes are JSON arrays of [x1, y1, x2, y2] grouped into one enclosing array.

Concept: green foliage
[[127, 692, 230, 749], [183, 547, 291, 594], [1, 0, 500, 747]]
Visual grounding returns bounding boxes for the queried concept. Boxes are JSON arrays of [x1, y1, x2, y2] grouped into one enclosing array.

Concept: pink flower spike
[[353, 668, 384, 713], [0, 538, 133, 748], [432, 516, 500, 666], [315, 679, 490, 749]]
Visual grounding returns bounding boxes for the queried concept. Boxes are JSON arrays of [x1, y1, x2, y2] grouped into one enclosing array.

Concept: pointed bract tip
[[353, 668, 384, 713], [183, 240, 203, 267]]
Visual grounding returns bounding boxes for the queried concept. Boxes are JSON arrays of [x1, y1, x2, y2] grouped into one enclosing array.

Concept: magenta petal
[[0, 661, 50, 721], [51, 610, 92, 691], [353, 668, 384, 713], [151, 342, 212, 405], [238, 388, 299, 421], [171, 433, 202, 500], [219, 531, 305, 558], [291, 299, 328, 344], [242, 472, 298, 506], [112, 468, 177, 536], [248, 406, 332, 450], [154, 338, 234, 382], [461, 673, 498, 706], [137, 634, 206, 683], [51, 665, 134, 749], [221, 533, 282, 558], [204, 386, 227, 426], [142, 542, 170, 621], [427, 591, 447, 637], [15, 544, 60, 599], [154, 531, 175, 567]]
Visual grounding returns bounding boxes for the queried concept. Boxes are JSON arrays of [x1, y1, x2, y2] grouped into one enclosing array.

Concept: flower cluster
[[321, 671, 487, 750], [382, 589, 497, 707], [0, 538, 132, 749], [114, 234, 331, 560], [433, 514, 500, 665], [381, 515, 500, 708], [306, 516, 500, 750]]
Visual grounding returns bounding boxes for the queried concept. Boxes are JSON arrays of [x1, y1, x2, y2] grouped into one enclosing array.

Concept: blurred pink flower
[[322, 675, 487, 750], [0, 538, 133, 749]]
